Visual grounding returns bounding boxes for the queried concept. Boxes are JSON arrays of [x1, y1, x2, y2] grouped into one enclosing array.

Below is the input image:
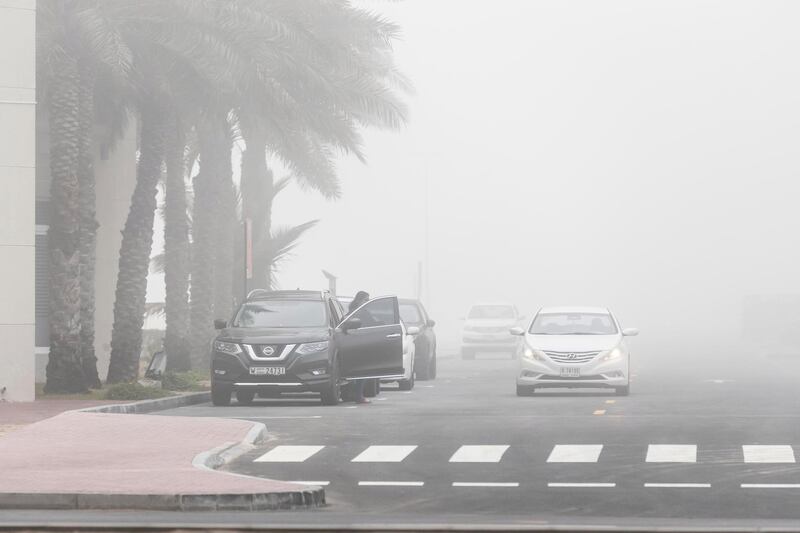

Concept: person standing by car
[[348, 291, 372, 404]]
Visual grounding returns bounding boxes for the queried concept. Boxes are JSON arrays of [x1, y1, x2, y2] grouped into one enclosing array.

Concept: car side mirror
[[622, 328, 639, 337], [427, 319, 436, 327], [509, 326, 525, 336], [407, 326, 420, 336], [341, 317, 362, 332], [214, 319, 228, 330]]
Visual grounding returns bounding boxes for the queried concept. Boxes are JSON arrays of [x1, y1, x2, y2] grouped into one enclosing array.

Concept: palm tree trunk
[[163, 118, 191, 372], [107, 102, 168, 383], [45, 51, 87, 394], [77, 61, 102, 389], [240, 124, 273, 289], [214, 173, 236, 320], [189, 115, 228, 369]]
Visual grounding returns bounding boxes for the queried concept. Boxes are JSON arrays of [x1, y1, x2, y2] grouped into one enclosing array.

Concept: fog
[[195, 1, 800, 357]]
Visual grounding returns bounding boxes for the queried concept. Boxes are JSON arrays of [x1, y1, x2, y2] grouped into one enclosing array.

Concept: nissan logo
[[261, 345, 276, 357]]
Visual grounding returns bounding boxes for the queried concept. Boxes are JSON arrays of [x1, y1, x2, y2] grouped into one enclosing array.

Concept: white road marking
[[646, 445, 697, 463], [742, 445, 796, 463], [741, 484, 800, 489], [352, 445, 418, 462], [449, 445, 509, 463], [548, 482, 616, 488], [547, 445, 603, 463], [644, 483, 710, 488], [228, 416, 323, 420], [358, 481, 424, 487], [452, 482, 519, 487], [254, 445, 325, 463], [289, 481, 330, 486]]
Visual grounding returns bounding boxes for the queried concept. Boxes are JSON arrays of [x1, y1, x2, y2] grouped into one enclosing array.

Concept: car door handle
[[386, 333, 401, 339]]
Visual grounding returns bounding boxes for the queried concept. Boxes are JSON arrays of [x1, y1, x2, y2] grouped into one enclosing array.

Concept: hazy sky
[[152, 1, 800, 350]]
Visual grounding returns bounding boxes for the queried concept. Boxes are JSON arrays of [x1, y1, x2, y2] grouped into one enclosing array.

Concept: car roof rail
[[246, 289, 271, 300]]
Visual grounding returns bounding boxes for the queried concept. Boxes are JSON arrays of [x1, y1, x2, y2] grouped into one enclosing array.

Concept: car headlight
[[602, 346, 625, 361], [213, 340, 242, 355], [296, 341, 329, 355], [523, 346, 547, 362]]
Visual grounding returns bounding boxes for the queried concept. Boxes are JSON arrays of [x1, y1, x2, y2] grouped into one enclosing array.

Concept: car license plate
[[250, 367, 285, 376], [560, 367, 580, 378]]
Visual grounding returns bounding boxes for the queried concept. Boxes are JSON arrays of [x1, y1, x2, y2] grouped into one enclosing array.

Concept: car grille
[[471, 326, 508, 333], [544, 350, 600, 364], [246, 344, 286, 359], [541, 374, 606, 381]]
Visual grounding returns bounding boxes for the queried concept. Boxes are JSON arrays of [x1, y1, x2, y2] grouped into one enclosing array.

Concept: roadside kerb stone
[[77, 391, 211, 415]]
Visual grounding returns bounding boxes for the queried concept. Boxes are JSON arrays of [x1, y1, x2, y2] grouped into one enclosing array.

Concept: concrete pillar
[[0, 0, 36, 401]]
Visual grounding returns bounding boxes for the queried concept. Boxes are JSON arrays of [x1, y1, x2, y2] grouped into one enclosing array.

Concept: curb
[[77, 391, 211, 414], [0, 419, 325, 511]]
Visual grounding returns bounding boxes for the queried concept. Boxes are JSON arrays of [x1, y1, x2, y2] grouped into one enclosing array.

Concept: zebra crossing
[[252, 443, 800, 465]]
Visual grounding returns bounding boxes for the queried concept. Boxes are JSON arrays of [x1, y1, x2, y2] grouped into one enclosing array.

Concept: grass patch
[[35, 383, 105, 401], [161, 371, 209, 392], [102, 383, 174, 401]]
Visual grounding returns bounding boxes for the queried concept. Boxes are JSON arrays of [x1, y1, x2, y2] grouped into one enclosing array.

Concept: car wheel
[[236, 390, 255, 405], [320, 361, 341, 405], [211, 384, 231, 406], [461, 348, 475, 360], [516, 384, 534, 397], [398, 366, 415, 391], [615, 385, 630, 396]]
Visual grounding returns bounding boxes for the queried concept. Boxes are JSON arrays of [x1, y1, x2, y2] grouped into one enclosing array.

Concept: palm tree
[[39, 0, 132, 392]]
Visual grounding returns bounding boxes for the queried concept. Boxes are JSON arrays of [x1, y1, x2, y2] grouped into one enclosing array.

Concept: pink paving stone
[[0, 411, 302, 495], [0, 400, 124, 425]]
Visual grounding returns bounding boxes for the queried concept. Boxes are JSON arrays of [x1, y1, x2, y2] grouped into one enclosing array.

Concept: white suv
[[461, 303, 522, 359], [512, 306, 638, 396]]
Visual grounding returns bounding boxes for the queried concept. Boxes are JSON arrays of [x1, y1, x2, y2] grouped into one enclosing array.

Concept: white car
[[382, 321, 417, 390], [511, 306, 638, 396], [461, 303, 523, 359]]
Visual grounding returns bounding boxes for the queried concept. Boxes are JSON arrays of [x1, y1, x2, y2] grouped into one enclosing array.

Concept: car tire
[[516, 384, 534, 397], [211, 384, 231, 406], [320, 361, 341, 406], [236, 390, 255, 405], [461, 348, 475, 360], [398, 366, 415, 391], [615, 385, 630, 396]]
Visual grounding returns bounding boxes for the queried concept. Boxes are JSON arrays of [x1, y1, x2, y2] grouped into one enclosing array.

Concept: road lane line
[[593, 410, 606, 416], [742, 445, 796, 463], [453, 482, 519, 487], [741, 484, 800, 489], [644, 483, 710, 488], [548, 482, 616, 488], [289, 481, 330, 486], [254, 445, 325, 463], [547, 445, 603, 463], [358, 481, 424, 487], [605, 400, 616, 404], [646, 445, 697, 463], [449, 445, 509, 463], [352, 445, 418, 462]]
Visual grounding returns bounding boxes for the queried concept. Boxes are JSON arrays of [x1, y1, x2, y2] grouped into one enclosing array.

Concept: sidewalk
[[0, 399, 120, 437], [0, 410, 324, 510]]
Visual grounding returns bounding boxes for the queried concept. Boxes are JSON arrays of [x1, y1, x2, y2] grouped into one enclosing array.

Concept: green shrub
[[161, 371, 208, 392], [103, 383, 173, 401]]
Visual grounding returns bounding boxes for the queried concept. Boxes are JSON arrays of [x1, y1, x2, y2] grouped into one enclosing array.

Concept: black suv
[[210, 290, 405, 406]]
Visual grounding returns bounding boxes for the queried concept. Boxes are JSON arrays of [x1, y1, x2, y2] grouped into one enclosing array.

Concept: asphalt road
[[4, 347, 800, 530]]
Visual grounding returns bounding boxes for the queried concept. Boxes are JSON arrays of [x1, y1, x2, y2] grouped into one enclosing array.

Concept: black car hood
[[218, 326, 329, 344]]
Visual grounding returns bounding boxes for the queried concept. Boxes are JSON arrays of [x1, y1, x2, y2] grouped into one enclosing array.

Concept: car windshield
[[232, 300, 327, 328], [468, 305, 515, 319], [399, 303, 423, 325], [530, 312, 618, 335]]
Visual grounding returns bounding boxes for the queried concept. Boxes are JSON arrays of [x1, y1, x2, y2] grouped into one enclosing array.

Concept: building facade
[[0, 0, 36, 401]]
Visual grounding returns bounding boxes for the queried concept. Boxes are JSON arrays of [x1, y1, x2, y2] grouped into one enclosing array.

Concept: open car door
[[336, 296, 405, 379]]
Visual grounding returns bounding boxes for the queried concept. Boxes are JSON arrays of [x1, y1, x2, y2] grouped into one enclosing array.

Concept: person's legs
[[353, 379, 369, 403]]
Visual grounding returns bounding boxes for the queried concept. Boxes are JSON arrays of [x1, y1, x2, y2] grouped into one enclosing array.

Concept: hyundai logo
[[567, 353, 577, 359], [261, 345, 276, 357]]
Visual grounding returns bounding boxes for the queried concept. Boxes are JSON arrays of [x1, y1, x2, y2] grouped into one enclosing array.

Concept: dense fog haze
[[235, 1, 800, 357]]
